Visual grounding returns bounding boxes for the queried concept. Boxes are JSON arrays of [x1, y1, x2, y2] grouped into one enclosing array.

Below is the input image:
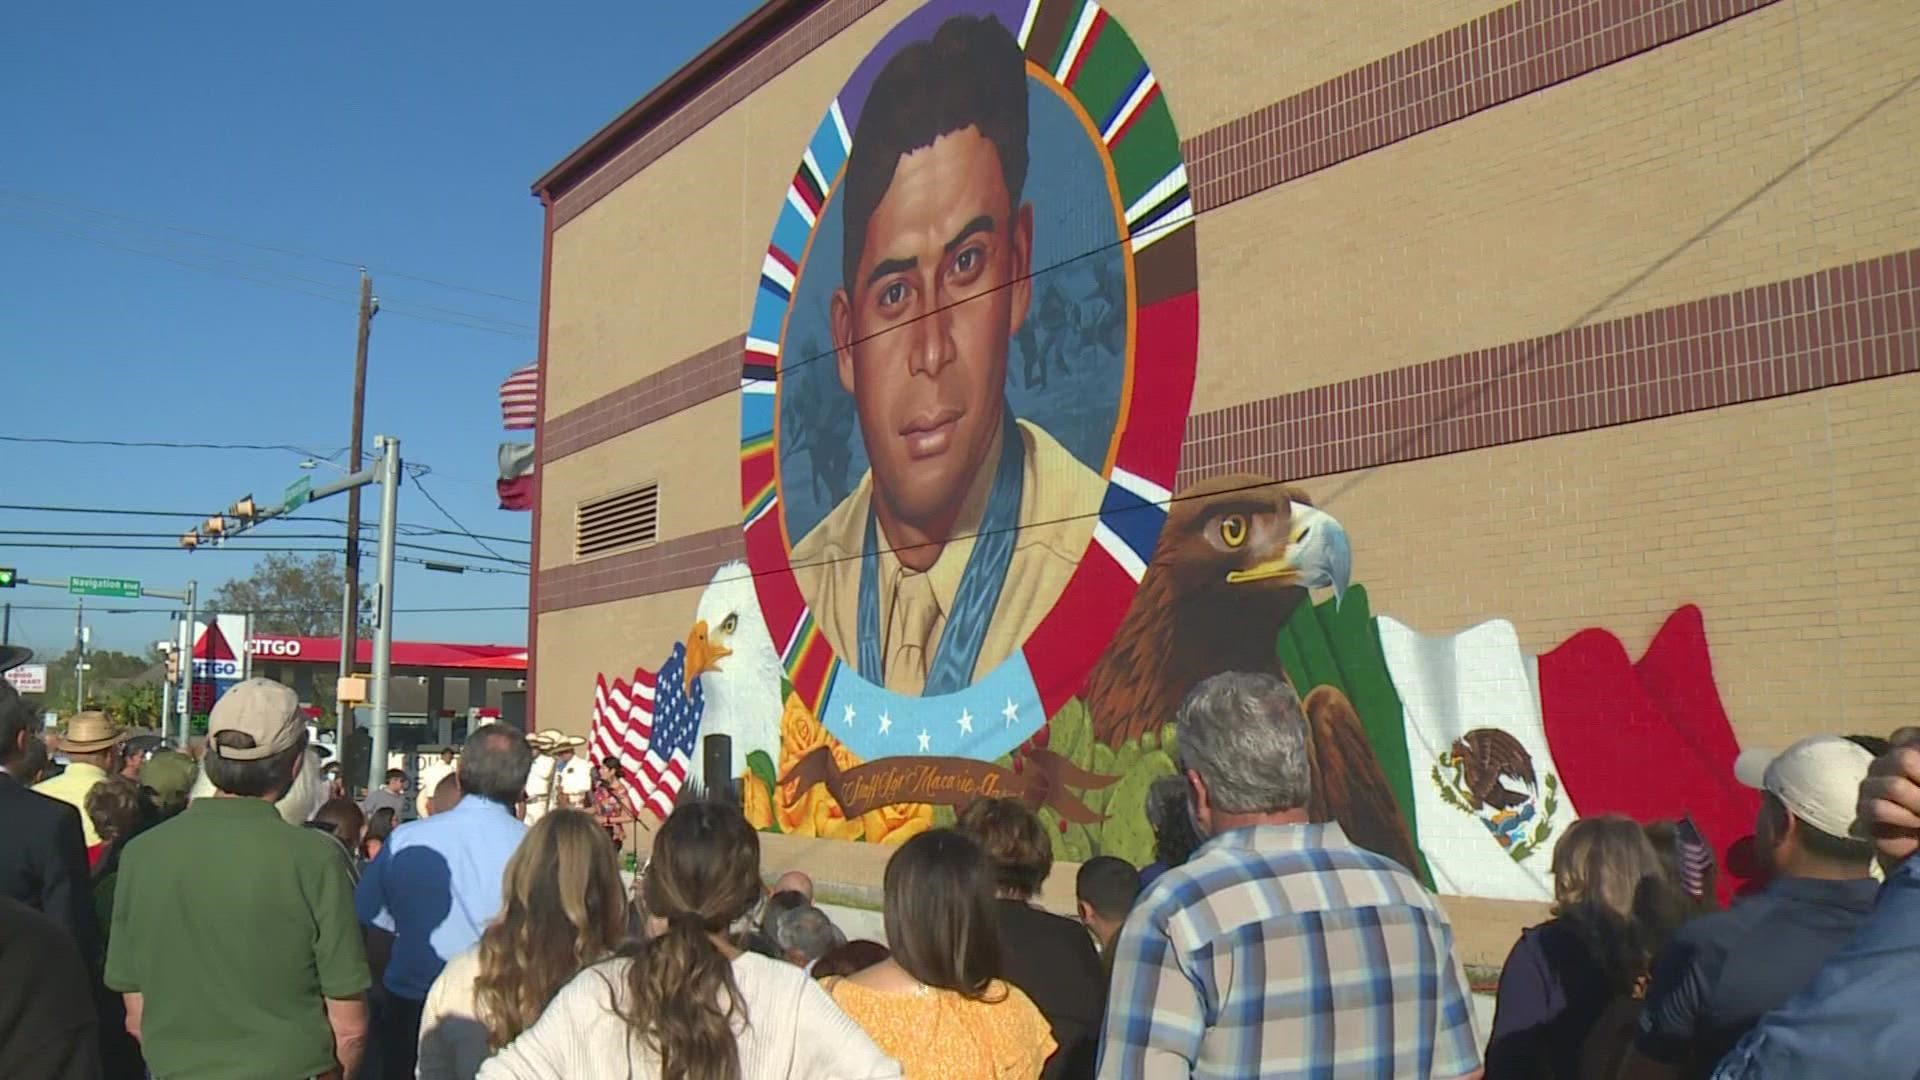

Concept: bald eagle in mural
[[686, 561, 786, 790], [1084, 473, 1420, 872]]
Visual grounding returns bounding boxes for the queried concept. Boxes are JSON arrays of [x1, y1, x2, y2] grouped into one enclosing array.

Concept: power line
[[0, 435, 335, 455], [406, 470, 513, 563], [0, 188, 536, 306], [0, 211, 536, 340], [0, 603, 527, 615], [0, 503, 530, 545], [0, 530, 527, 567], [0, 541, 527, 576]]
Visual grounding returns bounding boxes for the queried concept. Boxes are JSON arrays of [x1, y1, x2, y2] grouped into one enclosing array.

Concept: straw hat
[[534, 728, 586, 751], [527, 729, 557, 751], [61, 711, 129, 754]]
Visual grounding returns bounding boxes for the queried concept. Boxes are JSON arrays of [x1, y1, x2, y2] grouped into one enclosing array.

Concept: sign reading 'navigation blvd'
[[69, 576, 141, 598], [283, 475, 312, 512]]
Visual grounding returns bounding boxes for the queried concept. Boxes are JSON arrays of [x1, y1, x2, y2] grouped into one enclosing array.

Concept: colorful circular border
[[738, 0, 1199, 736]]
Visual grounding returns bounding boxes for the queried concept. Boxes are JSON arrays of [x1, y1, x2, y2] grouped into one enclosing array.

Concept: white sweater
[[474, 952, 902, 1080]]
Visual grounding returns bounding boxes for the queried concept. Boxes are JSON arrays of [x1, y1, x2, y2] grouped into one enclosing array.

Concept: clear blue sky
[[1, 0, 761, 658]]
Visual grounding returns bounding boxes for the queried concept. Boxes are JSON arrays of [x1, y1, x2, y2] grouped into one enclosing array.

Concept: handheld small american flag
[[1677, 816, 1715, 899], [589, 642, 706, 820], [499, 363, 539, 430]]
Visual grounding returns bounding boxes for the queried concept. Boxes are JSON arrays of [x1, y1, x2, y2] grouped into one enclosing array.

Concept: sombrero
[[537, 728, 587, 750], [0, 645, 31, 675], [61, 711, 130, 754]]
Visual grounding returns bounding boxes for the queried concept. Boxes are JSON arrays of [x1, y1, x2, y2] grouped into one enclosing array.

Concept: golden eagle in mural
[[1084, 473, 1420, 872], [1447, 728, 1539, 811]]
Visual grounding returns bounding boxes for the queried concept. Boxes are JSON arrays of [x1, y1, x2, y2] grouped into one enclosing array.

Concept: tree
[[208, 553, 370, 637], [105, 681, 165, 728], [35, 646, 161, 717]]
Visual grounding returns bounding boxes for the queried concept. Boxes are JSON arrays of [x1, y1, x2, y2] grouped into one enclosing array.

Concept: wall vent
[[575, 482, 659, 559]]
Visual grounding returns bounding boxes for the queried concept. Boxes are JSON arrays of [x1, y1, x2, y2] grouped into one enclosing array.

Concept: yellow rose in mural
[[862, 800, 934, 846], [741, 771, 774, 831], [774, 692, 863, 840]]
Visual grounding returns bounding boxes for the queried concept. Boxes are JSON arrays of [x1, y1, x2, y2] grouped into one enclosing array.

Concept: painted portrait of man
[[789, 13, 1106, 698]]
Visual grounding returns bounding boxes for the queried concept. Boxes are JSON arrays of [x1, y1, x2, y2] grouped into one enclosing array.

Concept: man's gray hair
[[771, 904, 846, 964], [1174, 672, 1311, 815]]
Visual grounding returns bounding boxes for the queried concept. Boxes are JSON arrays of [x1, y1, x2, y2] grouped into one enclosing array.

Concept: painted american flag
[[499, 363, 539, 430], [589, 642, 705, 820]]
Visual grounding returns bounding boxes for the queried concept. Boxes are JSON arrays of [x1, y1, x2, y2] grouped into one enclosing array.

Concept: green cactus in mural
[[1097, 748, 1177, 866]]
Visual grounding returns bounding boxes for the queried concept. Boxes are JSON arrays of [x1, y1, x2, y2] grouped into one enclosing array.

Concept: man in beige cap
[[35, 711, 127, 850], [522, 729, 558, 824], [105, 678, 370, 1080], [1620, 734, 1878, 1080]]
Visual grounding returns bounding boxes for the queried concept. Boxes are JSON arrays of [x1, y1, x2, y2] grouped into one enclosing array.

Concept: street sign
[[69, 576, 141, 598], [2, 664, 47, 694], [283, 475, 313, 512]]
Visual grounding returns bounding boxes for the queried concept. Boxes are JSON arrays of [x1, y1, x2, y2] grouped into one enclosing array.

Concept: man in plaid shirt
[[1098, 672, 1483, 1079]]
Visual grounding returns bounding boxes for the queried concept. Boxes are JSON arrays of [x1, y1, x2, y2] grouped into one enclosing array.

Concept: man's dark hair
[[204, 729, 310, 800], [1846, 734, 1892, 757], [456, 723, 532, 806], [0, 683, 32, 767], [765, 889, 809, 922], [1076, 855, 1142, 920], [1145, 775, 1203, 868], [841, 13, 1029, 292], [385, 767, 406, 785]]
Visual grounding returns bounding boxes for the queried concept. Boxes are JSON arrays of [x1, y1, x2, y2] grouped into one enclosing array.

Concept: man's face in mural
[[831, 125, 1035, 549]]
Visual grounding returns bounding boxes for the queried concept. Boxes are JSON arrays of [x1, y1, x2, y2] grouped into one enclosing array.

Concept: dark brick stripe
[[542, 336, 744, 463], [538, 525, 746, 614], [552, 0, 888, 228], [1182, 0, 1781, 213], [552, 0, 1781, 229], [538, 248, 1919, 612], [1179, 248, 1920, 488]]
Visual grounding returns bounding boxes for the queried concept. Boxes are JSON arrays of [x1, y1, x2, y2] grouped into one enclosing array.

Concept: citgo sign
[[249, 638, 304, 658]]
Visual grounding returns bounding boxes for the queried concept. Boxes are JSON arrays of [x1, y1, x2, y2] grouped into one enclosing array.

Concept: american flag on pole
[[499, 363, 539, 430], [589, 642, 706, 819]]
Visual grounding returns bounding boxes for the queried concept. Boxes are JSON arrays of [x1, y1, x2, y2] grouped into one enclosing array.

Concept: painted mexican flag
[[1279, 592, 1751, 905]]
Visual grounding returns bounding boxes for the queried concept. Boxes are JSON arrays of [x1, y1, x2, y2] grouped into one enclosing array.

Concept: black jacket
[[994, 898, 1107, 1080], [0, 774, 99, 964]]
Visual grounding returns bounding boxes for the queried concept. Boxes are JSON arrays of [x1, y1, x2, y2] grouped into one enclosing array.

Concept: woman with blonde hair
[[478, 799, 899, 1079], [1486, 814, 1691, 1079], [825, 829, 1055, 1079], [418, 808, 628, 1079]]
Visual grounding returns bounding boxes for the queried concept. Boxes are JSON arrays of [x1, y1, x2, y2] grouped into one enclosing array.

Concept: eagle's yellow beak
[[683, 619, 732, 694], [1222, 517, 1314, 585]]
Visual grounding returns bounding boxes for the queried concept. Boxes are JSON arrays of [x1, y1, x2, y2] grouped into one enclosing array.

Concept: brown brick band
[[1179, 247, 1920, 489], [539, 525, 746, 614], [539, 247, 1919, 614], [543, 335, 745, 464], [550, 0, 1780, 229], [1183, 0, 1780, 212]]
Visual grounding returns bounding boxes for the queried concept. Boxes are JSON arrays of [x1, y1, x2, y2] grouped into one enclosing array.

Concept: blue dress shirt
[[1713, 859, 1920, 1079], [354, 796, 526, 1000]]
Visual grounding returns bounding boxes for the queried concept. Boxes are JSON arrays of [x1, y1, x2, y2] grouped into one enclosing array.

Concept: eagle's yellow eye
[[1218, 514, 1249, 548], [720, 614, 738, 634]]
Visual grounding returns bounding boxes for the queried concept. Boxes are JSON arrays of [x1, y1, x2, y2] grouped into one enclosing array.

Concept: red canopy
[[248, 635, 527, 673]]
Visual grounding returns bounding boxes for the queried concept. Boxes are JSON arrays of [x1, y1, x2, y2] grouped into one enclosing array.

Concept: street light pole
[[74, 600, 85, 712], [367, 435, 401, 794], [179, 580, 196, 746]]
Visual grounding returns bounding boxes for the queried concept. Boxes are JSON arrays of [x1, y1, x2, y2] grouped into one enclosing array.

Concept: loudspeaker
[[703, 734, 735, 804]]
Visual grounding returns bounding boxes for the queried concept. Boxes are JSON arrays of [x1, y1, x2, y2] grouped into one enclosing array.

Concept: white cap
[[1734, 735, 1874, 840]]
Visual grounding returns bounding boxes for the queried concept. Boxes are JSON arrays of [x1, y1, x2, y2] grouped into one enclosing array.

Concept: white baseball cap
[[1734, 735, 1874, 840]]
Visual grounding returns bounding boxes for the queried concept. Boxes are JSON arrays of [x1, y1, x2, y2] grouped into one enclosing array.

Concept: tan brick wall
[[534, 580, 714, 738], [1193, 0, 1920, 414], [1126, 0, 1512, 134], [537, 393, 739, 571], [1299, 374, 1920, 746]]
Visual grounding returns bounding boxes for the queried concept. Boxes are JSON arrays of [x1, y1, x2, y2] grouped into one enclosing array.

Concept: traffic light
[[229, 495, 257, 520], [203, 515, 227, 537], [179, 532, 200, 551], [0, 567, 14, 588]]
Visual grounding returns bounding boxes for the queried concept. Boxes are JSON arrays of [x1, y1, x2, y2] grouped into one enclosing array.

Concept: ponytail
[[617, 800, 762, 1080]]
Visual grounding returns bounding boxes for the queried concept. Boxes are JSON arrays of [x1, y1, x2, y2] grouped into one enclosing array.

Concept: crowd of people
[[3, 665, 1918, 1079]]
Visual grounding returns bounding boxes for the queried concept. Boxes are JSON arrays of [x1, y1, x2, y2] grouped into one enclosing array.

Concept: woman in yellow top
[[827, 829, 1057, 1079]]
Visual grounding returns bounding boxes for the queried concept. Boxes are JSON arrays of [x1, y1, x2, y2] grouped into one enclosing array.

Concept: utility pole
[[367, 435, 402, 795], [339, 270, 377, 739], [2, 603, 9, 646], [74, 600, 86, 712], [178, 580, 196, 746]]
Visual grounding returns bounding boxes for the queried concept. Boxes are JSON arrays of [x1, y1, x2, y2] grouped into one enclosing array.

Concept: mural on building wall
[[587, 0, 1759, 904]]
